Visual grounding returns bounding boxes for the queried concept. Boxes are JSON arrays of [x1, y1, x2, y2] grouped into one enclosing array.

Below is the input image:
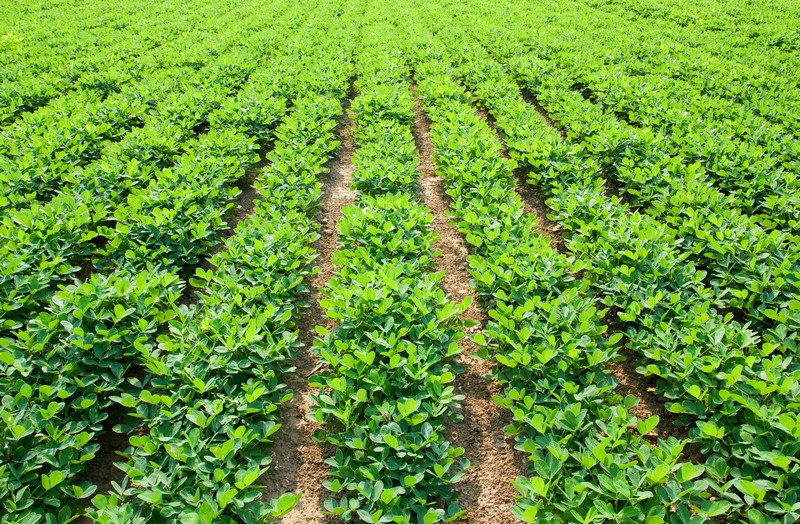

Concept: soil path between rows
[[179, 147, 271, 306], [262, 88, 357, 524], [412, 87, 525, 524]]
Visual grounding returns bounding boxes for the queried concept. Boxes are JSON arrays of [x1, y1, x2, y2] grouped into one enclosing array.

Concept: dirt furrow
[[411, 87, 524, 524], [178, 148, 271, 306], [263, 91, 357, 524], [474, 104, 566, 252], [518, 88, 566, 139]]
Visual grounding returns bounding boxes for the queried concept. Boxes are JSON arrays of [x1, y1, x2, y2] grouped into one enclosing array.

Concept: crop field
[[1, 0, 799, 522]]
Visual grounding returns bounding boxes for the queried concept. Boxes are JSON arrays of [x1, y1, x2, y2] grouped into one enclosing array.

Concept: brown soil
[[261, 87, 357, 524], [513, 85, 699, 459], [80, 412, 128, 490], [473, 104, 565, 252], [73, 405, 130, 523], [603, 176, 623, 199], [511, 166, 565, 252], [519, 88, 566, 139], [412, 87, 524, 524], [226, 170, 262, 234], [73, 259, 96, 283], [607, 347, 687, 441]]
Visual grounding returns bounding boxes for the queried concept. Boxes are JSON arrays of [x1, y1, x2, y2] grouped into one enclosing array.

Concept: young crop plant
[[90, 26, 354, 518], [0, 269, 181, 523], [310, 196, 470, 524], [97, 129, 259, 271], [427, 24, 800, 522]]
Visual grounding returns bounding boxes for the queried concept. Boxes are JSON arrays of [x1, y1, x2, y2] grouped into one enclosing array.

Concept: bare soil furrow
[[608, 348, 690, 443], [472, 104, 566, 252], [411, 87, 524, 524], [264, 88, 357, 524], [519, 87, 566, 138]]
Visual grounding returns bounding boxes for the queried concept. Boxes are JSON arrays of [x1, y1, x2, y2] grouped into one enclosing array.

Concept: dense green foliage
[[1, 0, 798, 522]]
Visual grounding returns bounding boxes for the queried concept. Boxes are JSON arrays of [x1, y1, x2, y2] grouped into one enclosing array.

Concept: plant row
[[568, 0, 800, 120], [89, 90, 347, 524], [0, 4, 332, 333], [85, 10, 357, 520], [0, 0, 294, 128], [415, 26, 800, 523], [0, 27, 257, 210], [432, 11, 800, 352], [309, 39, 469, 523], [0, 68, 277, 524], [0, 6, 355, 520], [404, 38, 720, 523], [1, 0, 359, 329], [477, 5, 800, 235], [495, 50, 800, 347]]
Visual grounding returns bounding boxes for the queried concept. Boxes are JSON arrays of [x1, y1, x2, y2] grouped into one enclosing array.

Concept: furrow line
[[270, 84, 357, 524], [412, 87, 523, 524], [472, 94, 680, 443]]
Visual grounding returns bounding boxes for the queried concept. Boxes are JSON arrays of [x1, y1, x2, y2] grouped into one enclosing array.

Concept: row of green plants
[[0, 61, 280, 524], [441, 0, 800, 350], [564, 61, 799, 225], [0, 18, 308, 333], [417, 24, 800, 523], [0, 0, 296, 129], [89, 89, 348, 523], [404, 36, 719, 523], [497, 52, 800, 357], [0, 0, 354, 330], [453, 27, 800, 357], [0, 268, 182, 523], [309, 36, 469, 523], [0, 5, 301, 329], [0, 5, 355, 521], [86, 11, 356, 521], [472, 1, 800, 236], [0, 24, 258, 210], [0, 0, 169, 126], [501, 0, 800, 132], [571, 0, 800, 117]]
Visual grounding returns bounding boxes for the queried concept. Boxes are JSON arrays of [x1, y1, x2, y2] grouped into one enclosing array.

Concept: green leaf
[[384, 434, 399, 449], [217, 488, 238, 508], [275, 492, 301, 516], [403, 475, 418, 487], [636, 415, 659, 436], [423, 509, 439, 524], [41, 470, 64, 490]]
